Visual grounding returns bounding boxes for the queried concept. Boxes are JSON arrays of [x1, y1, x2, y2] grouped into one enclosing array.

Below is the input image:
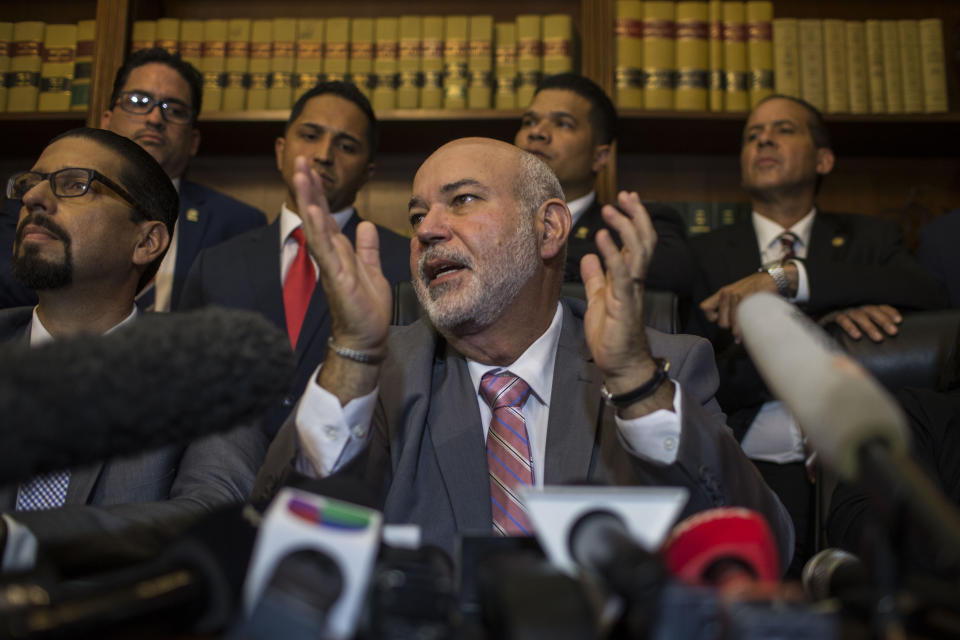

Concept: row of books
[[0, 20, 96, 113], [614, 1, 949, 115], [675, 201, 751, 235], [129, 15, 576, 113]]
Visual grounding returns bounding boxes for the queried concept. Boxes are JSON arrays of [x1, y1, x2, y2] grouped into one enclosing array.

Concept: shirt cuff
[[1, 515, 38, 573], [789, 258, 810, 303], [615, 380, 684, 465], [294, 363, 378, 478]]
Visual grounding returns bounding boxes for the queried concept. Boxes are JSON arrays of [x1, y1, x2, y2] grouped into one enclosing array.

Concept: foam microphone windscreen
[[0, 307, 295, 483], [737, 292, 909, 479]]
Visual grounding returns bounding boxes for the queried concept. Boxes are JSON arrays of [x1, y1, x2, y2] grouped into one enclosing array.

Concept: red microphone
[[661, 508, 781, 591]]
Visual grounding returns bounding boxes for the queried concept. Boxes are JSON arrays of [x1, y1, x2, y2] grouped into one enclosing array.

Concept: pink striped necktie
[[480, 371, 534, 536]]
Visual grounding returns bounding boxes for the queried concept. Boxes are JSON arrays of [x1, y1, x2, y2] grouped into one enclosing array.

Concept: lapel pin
[[832, 236, 845, 247], [575, 226, 589, 240], [186, 208, 200, 222]]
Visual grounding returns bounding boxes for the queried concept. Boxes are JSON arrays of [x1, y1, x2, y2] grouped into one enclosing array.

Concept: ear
[[538, 198, 572, 261], [591, 143, 612, 174], [275, 136, 286, 173], [815, 147, 835, 176], [100, 109, 112, 129], [360, 160, 376, 189], [132, 220, 170, 268], [188, 127, 201, 159]]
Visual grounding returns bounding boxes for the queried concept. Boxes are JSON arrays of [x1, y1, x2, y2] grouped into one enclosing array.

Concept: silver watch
[[766, 265, 792, 297]]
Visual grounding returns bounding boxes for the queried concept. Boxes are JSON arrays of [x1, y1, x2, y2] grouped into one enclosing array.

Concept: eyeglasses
[[115, 90, 194, 124], [6, 168, 138, 210]]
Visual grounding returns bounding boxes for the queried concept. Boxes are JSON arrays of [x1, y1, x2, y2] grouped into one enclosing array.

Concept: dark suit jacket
[[0, 180, 265, 311], [917, 209, 960, 309], [565, 197, 696, 303], [0, 306, 267, 574], [178, 212, 411, 438], [688, 211, 948, 437], [253, 298, 794, 565]]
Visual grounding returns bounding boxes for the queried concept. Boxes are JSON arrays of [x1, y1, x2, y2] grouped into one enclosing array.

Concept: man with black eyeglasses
[[0, 127, 265, 573], [99, 48, 266, 311]]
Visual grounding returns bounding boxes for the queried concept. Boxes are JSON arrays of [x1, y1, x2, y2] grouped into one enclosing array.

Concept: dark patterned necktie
[[16, 470, 70, 511], [779, 231, 799, 264]]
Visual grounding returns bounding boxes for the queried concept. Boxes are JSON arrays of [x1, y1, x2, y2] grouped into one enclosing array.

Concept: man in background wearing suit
[[179, 82, 410, 439], [0, 128, 265, 573], [917, 208, 960, 308], [688, 94, 947, 574], [252, 137, 793, 564], [514, 73, 695, 305]]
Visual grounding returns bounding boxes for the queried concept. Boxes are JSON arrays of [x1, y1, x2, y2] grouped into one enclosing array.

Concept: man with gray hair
[[253, 137, 792, 563]]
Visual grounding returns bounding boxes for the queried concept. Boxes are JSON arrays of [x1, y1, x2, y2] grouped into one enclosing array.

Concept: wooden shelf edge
[[199, 108, 524, 123]]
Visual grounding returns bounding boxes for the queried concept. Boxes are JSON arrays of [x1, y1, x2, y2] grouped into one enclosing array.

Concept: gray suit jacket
[[253, 298, 793, 566], [0, 306, 267, 574]]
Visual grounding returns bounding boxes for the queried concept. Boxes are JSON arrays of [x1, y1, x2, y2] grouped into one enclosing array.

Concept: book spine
[[721, 1, 748, 112], [864, 20, 885, 113], [823, 19, 848, 113], [444, 15, 469, 109], [38, 23, 76, 112], [745, 0, 772, 107], [797, 19, 825, 111], [675, 1, 708, 111], [246, 19, 272, 110], [179, 20, 203, 68], [467, 15, 493, 109], [845, 21, 868, 114], [880, 20, 903, 113], [542, 13, 574, 76], [155, 18, 180, 55], [643, 1, 676, 110], [615, 0, 644, 109], [269, 18, 296, 110], [8, 21, 45, 112], [349, 18, 374, 99], [708, 0, 723, 111], [70, 19, 95, 112], [321, 18, 348, 84], [372, 17, 399, 110], [420, 16, 444, 109], [897, 20, 923, 113], [494, 21, 517, 110], [0, 22, 13, 112], [918, 18, 948, 113], [201, 19, 227, 112], [295, 18, 324, 95], [515, 14, 541, 108], [397, 15, 422, 109], [130, 20, 155, 54], [222, 18, 251, 111], [772, 18, 799, 98]]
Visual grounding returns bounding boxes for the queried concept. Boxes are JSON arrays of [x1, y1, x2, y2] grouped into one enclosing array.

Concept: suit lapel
[[544, 301, 603, 484], [427, 342, 493, 532], [807, 211, 844, 264], [64, 464, 102, 505], [173, 181, 212, 290], [247, 221, 286, 331], [726, 220, 764, 281]]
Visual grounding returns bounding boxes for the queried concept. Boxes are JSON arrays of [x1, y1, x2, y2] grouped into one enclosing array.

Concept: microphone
[[661, 508, 781, 589], [802, 548, 868, 602], [0, 307, 295, 483]]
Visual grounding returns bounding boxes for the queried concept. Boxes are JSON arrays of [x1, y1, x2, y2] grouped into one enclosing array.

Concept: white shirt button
[[663, 436, 677, 451]]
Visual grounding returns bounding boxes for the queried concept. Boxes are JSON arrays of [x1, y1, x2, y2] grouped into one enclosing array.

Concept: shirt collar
[[467, 302, 563, 409], [567, 191, 597, 228], [30, 305, 139, 346], [279, 202, 355, 243], [752, 207, 817, 252]]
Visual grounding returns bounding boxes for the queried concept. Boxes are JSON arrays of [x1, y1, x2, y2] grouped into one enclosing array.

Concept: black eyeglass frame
[[6, 168, 140, 213], [115, 90, 195, 124]]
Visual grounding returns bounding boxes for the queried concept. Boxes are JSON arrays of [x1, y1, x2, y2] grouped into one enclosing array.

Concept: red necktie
[[480, 371, 534, 536], [283, 227, 315, 349]]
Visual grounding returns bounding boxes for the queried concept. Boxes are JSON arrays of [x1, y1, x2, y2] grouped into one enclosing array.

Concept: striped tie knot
[[480, 371, 531, 411], [778, 231, 799, 264]]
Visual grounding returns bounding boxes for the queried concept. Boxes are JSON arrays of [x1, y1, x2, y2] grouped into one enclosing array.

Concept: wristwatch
[[765, 265, 794, 298], [600, 358, 670, 408]]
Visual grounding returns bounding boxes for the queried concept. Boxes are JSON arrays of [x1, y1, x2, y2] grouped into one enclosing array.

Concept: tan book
[[156, 18, 180, 55], [130, 20, 155, 54], [0, 22, 13, 112], [494, 21, 517, 110], [444, 16, 469, 109], [350, 18, 374, 99], [222, 18, 250, 111], [70, 19, 95, 112], [918, 19, 948, 113], [421, 16, 444, 109], [372, 17, 398, 110], [616, 0, 644, 109], [643, 1, 675, 110], [269, 18, 296, 110], [745, 1, 772, 107], [722, 1, 748, 112], [542, 14, 574, 76], [845, 21, 868, 114], [675, 1, 708, 111], [179, 20, 203, 68], [864, 20, 885, 113], [823, 19, 848, 113], [897, 20, 923, 113], [37, 23, 76, 112], [296, 18, 325, 94], [797, 19, 824, 111], [468, 15, 494, 109], [515, 15, 541, 108], [772, 18, 799, 98], [397, 16, 422, 109], [708, 0, 723, 110], [246, 19, 271, 110], [880, 21, 903, 113], [323, 18, 349, 84], [201, 19, 227, 111], [7, 21, 45, 112]]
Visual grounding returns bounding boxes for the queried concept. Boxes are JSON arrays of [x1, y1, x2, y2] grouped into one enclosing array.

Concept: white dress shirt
[[566, 190, 597, 228], [278, 202, 355, 285], [150, 177, 181, 312]]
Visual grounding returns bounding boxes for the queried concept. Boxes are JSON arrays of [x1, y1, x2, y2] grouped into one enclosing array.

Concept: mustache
[[417, 245, 473, 281], [15, 213, 71, 246]]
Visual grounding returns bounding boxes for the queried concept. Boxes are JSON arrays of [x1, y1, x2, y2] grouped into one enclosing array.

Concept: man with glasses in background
[[0, 127, 265, 573]]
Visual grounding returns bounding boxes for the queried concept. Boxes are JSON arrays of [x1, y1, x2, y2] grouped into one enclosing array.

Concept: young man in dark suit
[[179, 82, 410, 439]]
